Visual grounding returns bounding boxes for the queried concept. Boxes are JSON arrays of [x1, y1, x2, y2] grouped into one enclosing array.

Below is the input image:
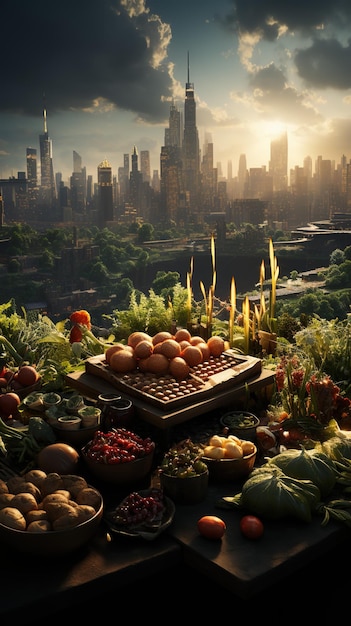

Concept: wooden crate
[[84, 350, 262, 411]]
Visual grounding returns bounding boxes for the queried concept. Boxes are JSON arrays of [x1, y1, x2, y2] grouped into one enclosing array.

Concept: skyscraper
[[140, 150, 151, 183], [97, 159, 113, 227], [39, 103, 56, 207], [71, 150, 87, 215], [160, 101, 183, 222], [26, 147, 38, 208], [182, 53, 201, 218], [269, 131, 288, 192], [129, 146, 143, 214]]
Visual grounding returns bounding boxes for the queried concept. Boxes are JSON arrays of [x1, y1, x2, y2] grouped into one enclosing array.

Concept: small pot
[[57, 416, 82, 430], [220, 410, 260, 442], [77, 406, 101, 428], [160, 469, 209, 504]]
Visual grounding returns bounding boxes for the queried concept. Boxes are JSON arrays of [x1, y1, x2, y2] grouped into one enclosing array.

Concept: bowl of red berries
[[81, 428, 156, 485]]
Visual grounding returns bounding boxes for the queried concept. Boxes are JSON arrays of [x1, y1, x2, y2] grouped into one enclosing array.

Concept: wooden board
[[66, 368, 275, 430], [84, 351, 262, 411]]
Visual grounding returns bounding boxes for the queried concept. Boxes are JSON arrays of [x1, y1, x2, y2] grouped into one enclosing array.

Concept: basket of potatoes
[[0, 469, 103, 555]]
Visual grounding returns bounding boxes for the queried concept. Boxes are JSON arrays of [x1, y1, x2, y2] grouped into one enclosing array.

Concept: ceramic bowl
[[51, 422, 100, 447], [202, 445, 257, 482], [220, 411, 260, 441], [81, 444, 155, 485], [65, 394, 85, 415], [160, 468, 209, 504], [77, 405, 101, 428], [57, 415, 82, 430], [21, 392, 45, 411], [0, 488, 103, 556], [42, 392, 62, 409]]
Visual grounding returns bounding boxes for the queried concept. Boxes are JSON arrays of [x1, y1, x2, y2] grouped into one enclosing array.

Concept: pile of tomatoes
[[0, 364, 40, 419]]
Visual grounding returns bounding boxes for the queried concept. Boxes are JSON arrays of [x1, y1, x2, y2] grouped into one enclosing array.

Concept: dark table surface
[[0, 467, 349, 621], [2, 381, 349, 619]]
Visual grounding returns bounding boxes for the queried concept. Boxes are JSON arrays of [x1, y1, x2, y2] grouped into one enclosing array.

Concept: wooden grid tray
[[84, 351, 262, 411]]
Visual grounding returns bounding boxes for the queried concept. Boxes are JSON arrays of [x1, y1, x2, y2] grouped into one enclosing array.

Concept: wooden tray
[[84, 351, 262, 411]]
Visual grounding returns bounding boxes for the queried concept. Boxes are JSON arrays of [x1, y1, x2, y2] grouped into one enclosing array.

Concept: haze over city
[[2, 0, 351, 183]]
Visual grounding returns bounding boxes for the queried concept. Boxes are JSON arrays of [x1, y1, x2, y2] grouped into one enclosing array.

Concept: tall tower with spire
[[39, 98, 56, 208], [182, 52, 201, 218]]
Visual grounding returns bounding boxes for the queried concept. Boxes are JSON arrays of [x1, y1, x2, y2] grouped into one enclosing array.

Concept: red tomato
[[15, 365, 39, 388], [0, 392, 21, 418], [240, 515, 264, 540], [197, 515, 226, 540]]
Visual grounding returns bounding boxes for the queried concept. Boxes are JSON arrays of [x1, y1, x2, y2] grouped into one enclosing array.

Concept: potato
[[6, 476, 26, 492], [75, 505, 96, 523], [26, 509, 48, 524], [61, 475, 88, 498], [40, 473, 64, 497], [75, 487, 101, 511], [11, 481, 41, 501], [27, 520, 52, 533], [44, 501, 77, 523], [41, 492, 70, 508], [53, 489, 71, 500], [0, 506, 26, 530], [11, 492, 38, 515], [0, 479, 9, 493], [24, 469, 47, 488], [240, 440, 256, 456], [52, 508, 80, 530], [0, 493, 14, 509]]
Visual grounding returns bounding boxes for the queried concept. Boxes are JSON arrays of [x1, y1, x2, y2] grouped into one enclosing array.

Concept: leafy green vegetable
[[27, 416, 56, 445]]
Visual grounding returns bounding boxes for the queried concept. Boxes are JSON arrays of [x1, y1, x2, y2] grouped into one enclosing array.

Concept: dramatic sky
[[2, 0, 351, 184]]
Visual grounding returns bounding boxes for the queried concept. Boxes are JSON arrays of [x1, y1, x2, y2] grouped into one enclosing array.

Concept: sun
[[261, 120, 287, 140]]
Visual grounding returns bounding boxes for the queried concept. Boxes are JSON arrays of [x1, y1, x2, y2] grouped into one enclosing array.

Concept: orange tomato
[[127, 331, 152, 349], [174, 328, 191, 343], [181, 344, 203, 366], [152, 331, 173, 346], [133, 340, 154, 359], [207, 335, 225, 357], [197, 515, 226, 540], [104, 343, 127, 364], [109, 350, 137, 373], [157, 339, 181, 359], [169, 356, 190, 380]]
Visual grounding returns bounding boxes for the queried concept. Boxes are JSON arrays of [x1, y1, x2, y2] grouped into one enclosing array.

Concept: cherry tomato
[[240, 515, 264, 540], [197, 515, 226, 540]]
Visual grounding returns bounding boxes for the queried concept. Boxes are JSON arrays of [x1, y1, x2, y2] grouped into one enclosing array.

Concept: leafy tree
[[152, 271, 180, 294], [137, 223, 154, 243], [329, 248, 345, 265], [39, 250, 55, 270], [290, 270, 299, 281], [86, 260, 110, 283]]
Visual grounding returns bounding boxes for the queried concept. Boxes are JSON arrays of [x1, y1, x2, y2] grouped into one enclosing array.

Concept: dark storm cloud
[[223, 1, 351, 90], [222, 0, 351, 39], [1, 0, 172, 122], [248, 65, 322, 124], [295, 39, 351, 89]]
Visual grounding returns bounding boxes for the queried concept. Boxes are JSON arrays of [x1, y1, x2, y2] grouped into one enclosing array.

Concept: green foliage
[[294, 317, 351, 393], [276, 287, 351, 321], [329, 248, 345, 265], [277, 312, 301, 342], [108, 289, 174, 338]]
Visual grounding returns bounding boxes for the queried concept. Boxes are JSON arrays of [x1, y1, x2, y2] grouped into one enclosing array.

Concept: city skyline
[[2, 1, 351, 183]]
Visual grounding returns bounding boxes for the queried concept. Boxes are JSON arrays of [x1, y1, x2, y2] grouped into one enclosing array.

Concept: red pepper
[[69, 325, 83, 344]]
